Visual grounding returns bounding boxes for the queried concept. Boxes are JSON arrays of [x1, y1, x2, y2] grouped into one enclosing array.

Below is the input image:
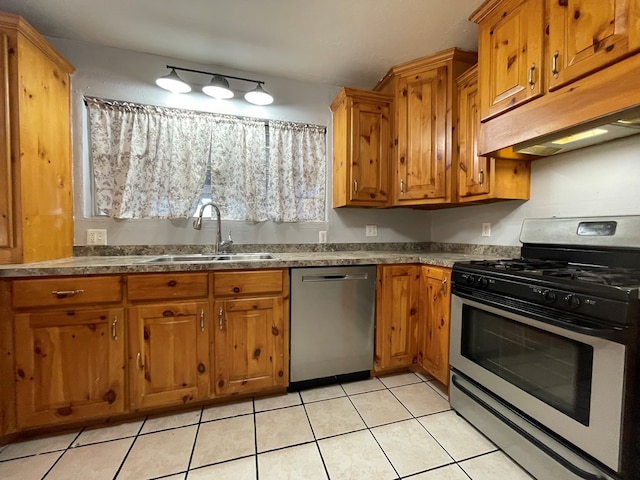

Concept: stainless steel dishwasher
[[289, 265, 376, 390]]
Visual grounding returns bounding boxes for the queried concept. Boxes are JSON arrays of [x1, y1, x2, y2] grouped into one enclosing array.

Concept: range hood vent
[[514, 107, 640, 156]]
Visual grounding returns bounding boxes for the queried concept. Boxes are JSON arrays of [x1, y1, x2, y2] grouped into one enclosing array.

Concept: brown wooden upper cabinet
[[376, 49, 477, 207], [471, 0, 640, 155], [331, 88, 392, 207], [0, 13, 75, 264], [546, 0, 640, 91], [456, 65, 530, 203], [474, 0, 544, 121]]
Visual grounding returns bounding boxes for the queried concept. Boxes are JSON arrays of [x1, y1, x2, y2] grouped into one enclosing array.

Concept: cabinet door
[[14, 308, 125, 428], [375, 265, 419, 370], [457, 66, 491, 199], [418, 266, 452, 386], [214, 296, 286, 395], [129, 302, 210, 410], [350, 99, 391, 204], [395, 68, 448, 204], [547, 0, 640, 91], [478, 0, 544, 120]]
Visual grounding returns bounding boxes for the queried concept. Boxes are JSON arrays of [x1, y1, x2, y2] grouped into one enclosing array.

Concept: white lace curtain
[[86, 97, 326, 221]]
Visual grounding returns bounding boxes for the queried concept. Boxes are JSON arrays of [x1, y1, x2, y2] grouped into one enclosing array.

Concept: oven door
[[450, 292, 626, 473]]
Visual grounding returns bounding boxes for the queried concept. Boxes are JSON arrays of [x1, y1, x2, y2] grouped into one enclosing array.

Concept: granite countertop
[[0, 244, 519, 277]]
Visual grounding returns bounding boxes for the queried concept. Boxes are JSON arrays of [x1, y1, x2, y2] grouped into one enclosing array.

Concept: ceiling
[[0, 0, 484, 88]]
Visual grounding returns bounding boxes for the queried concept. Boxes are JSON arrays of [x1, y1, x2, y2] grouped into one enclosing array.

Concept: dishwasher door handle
[[301, 273, 369, 282]]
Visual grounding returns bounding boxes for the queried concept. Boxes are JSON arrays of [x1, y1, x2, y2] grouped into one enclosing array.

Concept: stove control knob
[[565, 294, 581, 309], [465, 274, 475, 285], [476, 276, 489, 288], [542, 290, 557, 304]]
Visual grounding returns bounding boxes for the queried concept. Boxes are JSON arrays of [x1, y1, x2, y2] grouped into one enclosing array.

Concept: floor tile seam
[[110, 414, 149, 480], [425, 380, 449, 400], [186, 452, 257, 474], [252, 398, 259, 480], [313, 425, 369, 441], [454, 447, 501, 465], [311, 439, 331, 480], [412, 413, 461, 464], [199, 411, 254, 424], [26, 449, 64, 480], [150, 470, 189, 480], [300, 393, 347, 405], [38, 428, 84, 479], [185, 407, 205, 473], [397, 459, 469, 480], [365, 424, 402, 480], [254, 402, 303, 414], [384, 384, 418, 420], [256, 437, 318, 455]]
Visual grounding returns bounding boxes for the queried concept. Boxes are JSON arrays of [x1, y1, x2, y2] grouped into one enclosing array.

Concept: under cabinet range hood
[[514, 107, 640, 156]]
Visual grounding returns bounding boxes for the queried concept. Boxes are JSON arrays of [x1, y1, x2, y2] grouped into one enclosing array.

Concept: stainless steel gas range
[[449, 216, 640, 480]]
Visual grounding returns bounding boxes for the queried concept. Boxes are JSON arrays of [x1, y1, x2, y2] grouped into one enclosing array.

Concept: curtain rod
[[83, 96, 326, 132]]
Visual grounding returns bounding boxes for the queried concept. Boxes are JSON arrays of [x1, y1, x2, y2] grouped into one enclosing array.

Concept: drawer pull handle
[[200, 309, 205, 332], [551, 50, 559, 78], [112, 316, 118, 340], [51, 289, 84, 299], [400, 179, 405, 194], [527, 63, 536, 89], [136, 352, 144, 370], [478, 169, 485, 185], [219, 307, 224, 330], [353, 179, 358, 196]]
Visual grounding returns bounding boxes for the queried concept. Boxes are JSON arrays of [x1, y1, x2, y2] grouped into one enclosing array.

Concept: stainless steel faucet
[[193, 202, 232, 253]]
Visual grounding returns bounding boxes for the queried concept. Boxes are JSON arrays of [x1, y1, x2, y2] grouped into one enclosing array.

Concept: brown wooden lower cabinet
[[13, 307, 126, 429], [213, 295, 287, 395], [128, 301, 210, 411], [418, 265, 452, 386], [375, 264, 453, 386], [374, 264, 420, 370]]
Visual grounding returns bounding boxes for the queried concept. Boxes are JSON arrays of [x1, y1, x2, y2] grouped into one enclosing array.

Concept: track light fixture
[[155, 65, 274, 105]]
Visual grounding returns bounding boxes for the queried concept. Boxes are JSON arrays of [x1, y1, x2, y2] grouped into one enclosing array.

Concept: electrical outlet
[[87, 229, 107, 245], [318, 231, 327, 244], [365, 224, 378, 237], [482, 223, 491, 237]]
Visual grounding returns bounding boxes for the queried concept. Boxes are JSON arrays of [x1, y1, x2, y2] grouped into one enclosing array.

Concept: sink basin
[[139, 253, 277, 264]]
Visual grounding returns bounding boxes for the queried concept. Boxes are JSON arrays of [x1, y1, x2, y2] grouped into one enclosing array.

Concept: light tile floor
[[0, 372, 535, 480]]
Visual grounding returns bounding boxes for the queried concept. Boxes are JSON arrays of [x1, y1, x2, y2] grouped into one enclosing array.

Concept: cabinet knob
[[478, 169, 485, 186], [441, 278, 447, 295], [551, 50, 560, 78]]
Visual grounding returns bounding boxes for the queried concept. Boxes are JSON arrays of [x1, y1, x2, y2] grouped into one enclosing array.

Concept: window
[[86, 97, 326, 222]]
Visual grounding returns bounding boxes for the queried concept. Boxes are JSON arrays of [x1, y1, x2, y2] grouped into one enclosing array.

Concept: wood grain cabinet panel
[[128, 302, 210, 410], [212, 269, 288, 396], [14, 307, 125, 429], [127, 273, 208, 301], [418, 266, 452, 386], [213, 296, 287, 395], [12, 275, 123, 309], [476, 0, 544, 121], [0, 13, 75, 264], [547, 0, 640, 91], [375, 264, 420, 370], [456, 65, 530, 203], [331, 87, 392, 207]]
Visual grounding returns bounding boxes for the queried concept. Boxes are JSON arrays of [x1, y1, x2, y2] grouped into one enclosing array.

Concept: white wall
[[48, 37, 432, 246], [430, 135, 640, 246]]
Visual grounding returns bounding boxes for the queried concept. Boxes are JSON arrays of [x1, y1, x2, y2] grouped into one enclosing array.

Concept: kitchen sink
[[138, 253, 277, 263]]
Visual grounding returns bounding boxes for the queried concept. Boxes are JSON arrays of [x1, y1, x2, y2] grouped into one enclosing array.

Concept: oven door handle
[[451, 374, 607, 480], [452, 289, 627, 343]]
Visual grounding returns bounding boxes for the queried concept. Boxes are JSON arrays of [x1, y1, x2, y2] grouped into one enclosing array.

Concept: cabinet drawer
[[12, 276, 123, 309], [214, 270, 284, 296], [127, 273, 209, 301]]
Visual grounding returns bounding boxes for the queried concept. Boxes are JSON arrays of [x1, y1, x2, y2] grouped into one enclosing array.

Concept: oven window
[[461, 305, 593, 426]]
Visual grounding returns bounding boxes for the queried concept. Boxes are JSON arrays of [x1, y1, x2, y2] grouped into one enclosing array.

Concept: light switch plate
[[318, 231, 327, 243], [366, 224, 378, 237], [482, 223, 491, 237]]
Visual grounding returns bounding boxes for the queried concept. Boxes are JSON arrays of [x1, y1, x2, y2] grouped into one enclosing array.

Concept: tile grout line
[[299, 391, 332, 479], [184, 406, 205, 476], [40, 428, 84, 479], [110, 414, 149, 479], [253, 397, 259, 480]]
